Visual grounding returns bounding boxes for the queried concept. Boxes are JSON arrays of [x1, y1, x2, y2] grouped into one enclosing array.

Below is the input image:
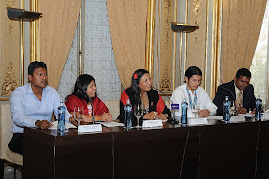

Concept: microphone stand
[[89, 97, 95, 124], [152, 87, 179, 124], [78, 87, 95, 124]]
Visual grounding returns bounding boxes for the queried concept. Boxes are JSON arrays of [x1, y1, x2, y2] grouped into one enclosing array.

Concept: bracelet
[[97, 115, 101, 121]]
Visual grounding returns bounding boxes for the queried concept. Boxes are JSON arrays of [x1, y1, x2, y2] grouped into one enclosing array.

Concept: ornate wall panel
[[151, 0, 221, 98], [153, 0, 174, 93], [0, 0, 21, 100], [158, 0, 174, 93], [188, 0, 207, 87]]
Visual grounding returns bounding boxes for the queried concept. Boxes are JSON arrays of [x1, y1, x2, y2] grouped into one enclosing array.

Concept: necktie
[[235, 91, 242, 108]]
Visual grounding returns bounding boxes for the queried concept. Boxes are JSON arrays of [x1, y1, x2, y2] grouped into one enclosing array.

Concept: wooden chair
[[0, 103, 23, 179], [105, 100, 120, 120]]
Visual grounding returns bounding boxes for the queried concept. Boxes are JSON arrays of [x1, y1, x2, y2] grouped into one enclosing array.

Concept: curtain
[[39, 0, 82, 89], [221, 0, 267, 83], [107, 0, 148, 89]]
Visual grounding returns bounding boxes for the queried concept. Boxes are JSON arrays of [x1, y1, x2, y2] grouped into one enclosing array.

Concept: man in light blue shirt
[[8, 61, 74, 155]]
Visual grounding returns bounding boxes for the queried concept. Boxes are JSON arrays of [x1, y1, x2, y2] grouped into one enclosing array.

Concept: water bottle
[[57, 102, 66, 132], [181, 98, 188, 125], [223, 96, 231, 122], [256, 95, 262, 120], [124, 99, 132, 129]]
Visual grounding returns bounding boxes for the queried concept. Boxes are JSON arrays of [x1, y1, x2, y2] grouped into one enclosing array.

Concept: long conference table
[[23, 118, 269, 179]]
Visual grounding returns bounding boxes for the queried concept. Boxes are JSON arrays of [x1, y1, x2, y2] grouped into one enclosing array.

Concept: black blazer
[[213, 80, 256, 116], [118, 89, 171, 125]]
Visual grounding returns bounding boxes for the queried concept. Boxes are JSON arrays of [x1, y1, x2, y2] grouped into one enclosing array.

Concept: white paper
[[99, 121, 124, 127], [238, 113, 255, 118], [188, 118, 208, 126], [49, 121, 76, 130], [206, 116, 223, 120], [263, 113, 269, 120], [78, 124, 102, 133], [142, 120, 163, 128], [230, 115, 245, 122]]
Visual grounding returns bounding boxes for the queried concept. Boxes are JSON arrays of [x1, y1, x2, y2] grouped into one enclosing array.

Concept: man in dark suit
[[213, 68, 256, 116]]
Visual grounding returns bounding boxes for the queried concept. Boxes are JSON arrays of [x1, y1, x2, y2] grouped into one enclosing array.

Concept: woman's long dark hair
[[127, 69, 150, 106], [66, 74, 96, 103]]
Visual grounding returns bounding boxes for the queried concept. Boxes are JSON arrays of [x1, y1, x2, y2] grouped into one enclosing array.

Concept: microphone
[[218, 86, 236, 100], [88, 97, 95, 124], [152, 87, 179, 124], [152, 87, 172, 104]]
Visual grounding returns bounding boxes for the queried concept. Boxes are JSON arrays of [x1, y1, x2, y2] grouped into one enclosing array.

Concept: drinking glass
[[191, 104, 199, 118], [230, 101, 236, 116], [74, 107, 84, 126], [134, 104, 143, 128], [262, 101, 268, 113]]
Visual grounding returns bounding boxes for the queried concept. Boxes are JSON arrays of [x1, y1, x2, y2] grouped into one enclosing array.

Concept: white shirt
[[10, 83, 71, 133], [170, 83, 218, 117]]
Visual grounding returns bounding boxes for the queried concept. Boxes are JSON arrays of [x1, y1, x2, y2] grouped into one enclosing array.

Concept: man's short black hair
[[28, 61, 47, 76], [185, 66, 202, 80], [236, 68, 251, 79]]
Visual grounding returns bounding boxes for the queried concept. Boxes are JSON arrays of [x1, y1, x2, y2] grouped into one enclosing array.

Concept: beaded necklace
[[140, 92, 149, 113], [186, 86, 197, 107]]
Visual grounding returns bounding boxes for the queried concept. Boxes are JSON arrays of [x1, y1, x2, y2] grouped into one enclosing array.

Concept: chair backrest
[[0, 103, 12, 160], [105, 100, 120, 120], [164, 100, 170, 109], [0, 103, 23, 165]]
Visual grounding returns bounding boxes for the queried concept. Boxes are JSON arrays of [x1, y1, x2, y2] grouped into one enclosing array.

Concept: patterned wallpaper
[[57, 0, 121, 102]]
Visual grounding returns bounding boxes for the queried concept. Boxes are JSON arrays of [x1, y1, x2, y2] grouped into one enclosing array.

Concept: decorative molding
[[1, 62, 18, 96], [6, 0, 15, 7], [8, 20, 13, 42], [6, 0, 15, 42], [160, 65, 171, 92], [164, 0, 172, 48], [193, 0, 201, 43], [146, 0, 156, 76]]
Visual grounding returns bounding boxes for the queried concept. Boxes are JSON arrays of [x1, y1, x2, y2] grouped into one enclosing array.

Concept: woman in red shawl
[[65, 74, 112, 124]]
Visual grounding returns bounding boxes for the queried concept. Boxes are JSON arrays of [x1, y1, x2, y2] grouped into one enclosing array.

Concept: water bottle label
[[58, 114, 65, 132], [223, 100, 230, 121], [124, 104, 132, 129], [256, 101, 262, 107], [59, 114, 65, 121], [181, 102, 188, 124], [125, 106, 132, 112]]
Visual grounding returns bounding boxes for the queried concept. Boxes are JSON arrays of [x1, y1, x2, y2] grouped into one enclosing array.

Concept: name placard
[[78, 124, 102, 133], [231, 116, 245, 122], [171, 104, 180, 110], [189, 118, 208, 126], [142, 120, 163, 128]]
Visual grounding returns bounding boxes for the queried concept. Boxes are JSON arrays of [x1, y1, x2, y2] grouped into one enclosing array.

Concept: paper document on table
[[206, 116, 223, 120], [100, 121, 124, 127], [238, 113, 255, 117], [49, 121, 76, 130]]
